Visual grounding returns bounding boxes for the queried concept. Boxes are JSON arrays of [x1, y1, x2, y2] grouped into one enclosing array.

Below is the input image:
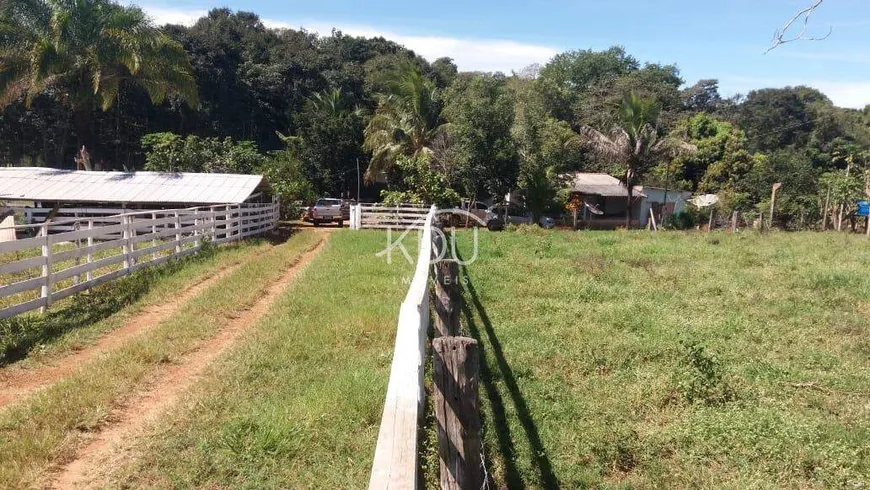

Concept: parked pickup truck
[[309, 198, 345, 227]]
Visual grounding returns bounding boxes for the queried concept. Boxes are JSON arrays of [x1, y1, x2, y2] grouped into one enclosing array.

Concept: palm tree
[[580, 92, 690, 227], [307, 88, 347, 114], [362, 63, 443, 181], [0, 0, 198, 161]]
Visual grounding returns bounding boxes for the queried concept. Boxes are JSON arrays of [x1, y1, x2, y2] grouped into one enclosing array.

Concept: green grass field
[[3, 227, 867, 488], [0, 231, 321, 488], [93, 230, 417, 488], [447, 228, 870, 488]]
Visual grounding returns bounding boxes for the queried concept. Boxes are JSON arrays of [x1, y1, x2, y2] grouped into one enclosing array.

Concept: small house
[[634, 186, 692, 228], [565, 173, 690, 229]]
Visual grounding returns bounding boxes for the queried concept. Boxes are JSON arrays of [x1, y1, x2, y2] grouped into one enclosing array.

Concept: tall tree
[[443, 73, 519, 201], [512, 78, 584, 220], [0, 0, 198, 159], [295, 88, 365, 197], [363, 62, 443, 180], [682, 79, 723, 113]]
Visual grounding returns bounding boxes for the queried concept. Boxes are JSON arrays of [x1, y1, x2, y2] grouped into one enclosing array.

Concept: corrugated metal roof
[[0, 167, 266, 205], [567, 173, 646, 197]]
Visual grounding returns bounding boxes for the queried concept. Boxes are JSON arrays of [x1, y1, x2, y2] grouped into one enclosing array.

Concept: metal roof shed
[[566, 173, 647, 198], [0, 167, 270, 206]]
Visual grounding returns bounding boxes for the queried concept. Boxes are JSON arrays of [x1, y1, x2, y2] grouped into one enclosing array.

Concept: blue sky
[[137, 0, 870, 108]]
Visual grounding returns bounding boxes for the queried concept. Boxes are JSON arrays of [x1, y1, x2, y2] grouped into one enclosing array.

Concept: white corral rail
[[0, 202, 278, 320], [368, 205, 437, 489], [350, 203, 430, 230]]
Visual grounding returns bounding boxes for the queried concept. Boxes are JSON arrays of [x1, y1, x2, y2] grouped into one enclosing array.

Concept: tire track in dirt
[[0, 249, 269, 409], [48, 235, 328, 490]]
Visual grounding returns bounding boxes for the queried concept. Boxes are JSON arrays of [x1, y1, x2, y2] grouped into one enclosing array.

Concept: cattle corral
[[0, 168, 280, 319], [0, 203, 278, 319]]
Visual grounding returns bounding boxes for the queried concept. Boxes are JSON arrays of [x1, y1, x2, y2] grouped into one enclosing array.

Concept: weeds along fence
[[350, 203, 431, 230], [0, 202, 278, 320], [368, 205, 437, 489]]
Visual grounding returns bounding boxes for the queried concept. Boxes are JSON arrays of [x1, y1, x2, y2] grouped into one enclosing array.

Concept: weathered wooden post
[[769, 182, 783, 230], [433, 337, 483, 490], [731, 211, 738, 233], [434, 260, 461, 337], [822, 187, 831, 230]]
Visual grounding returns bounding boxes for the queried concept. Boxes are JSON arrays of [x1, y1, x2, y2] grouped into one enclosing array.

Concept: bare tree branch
[[765, 0, 832, 53]]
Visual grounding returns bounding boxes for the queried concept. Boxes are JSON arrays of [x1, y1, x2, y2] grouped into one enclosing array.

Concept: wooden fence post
[[122, 215, 132, 272], [210, 205, 217, 239], [129, 214, 136, 269], [433, 337, 483, 490], [73, 212, 81, 285], [434, 259, 460, 338], [770, 182, 783, 230], [39, 222, 51, 314], [224, 205, 231, 241], [86, 220, 94, 283], [151, 211, 158, 261], [174, 211, 182, 254], [193, 208, 200, 248], [731, 211, 738, 233], [73, 219, 81, 286]]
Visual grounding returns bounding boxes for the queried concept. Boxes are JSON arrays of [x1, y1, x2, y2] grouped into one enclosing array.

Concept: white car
[[309, 198, 344, 227], [485, 205, 556, 230]]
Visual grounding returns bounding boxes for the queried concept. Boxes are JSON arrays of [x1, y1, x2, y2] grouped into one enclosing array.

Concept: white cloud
[[139, 5, 558, 74], [721, 75, 870, 109], [275, 20, 559, 74], [811, 81, 870, 109], [140, 6, 207, 26]]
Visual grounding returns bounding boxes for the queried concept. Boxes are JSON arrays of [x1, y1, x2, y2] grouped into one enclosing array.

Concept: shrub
[[674, 340, 734, 406], [665, 211, 696, 230]]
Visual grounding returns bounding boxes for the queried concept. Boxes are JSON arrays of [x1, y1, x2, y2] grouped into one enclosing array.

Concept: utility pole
[[356, 158, 361, 202]]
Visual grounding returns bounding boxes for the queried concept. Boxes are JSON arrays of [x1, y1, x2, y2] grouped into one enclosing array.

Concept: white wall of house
[[638, 187, 691, 226]]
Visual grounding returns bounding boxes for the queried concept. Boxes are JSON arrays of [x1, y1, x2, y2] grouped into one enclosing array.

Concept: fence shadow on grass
[[457, 258, 558, 489]]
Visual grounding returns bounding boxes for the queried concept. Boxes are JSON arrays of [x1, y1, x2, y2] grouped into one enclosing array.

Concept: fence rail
[[0, 202, 278, 320], [368, 205, 436, 489], [350, 203, 431, 230]]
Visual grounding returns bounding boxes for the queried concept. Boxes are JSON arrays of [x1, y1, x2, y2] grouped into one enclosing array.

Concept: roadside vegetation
[[88, 231, 416, 488], [0, 231, 321, 488], [448, 229, 869, 488]]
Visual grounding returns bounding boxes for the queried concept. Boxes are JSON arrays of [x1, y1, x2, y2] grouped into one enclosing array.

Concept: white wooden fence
[[350, 203, 431, 230], [368, 205, 437, 489], [0, 202, 278, 320]]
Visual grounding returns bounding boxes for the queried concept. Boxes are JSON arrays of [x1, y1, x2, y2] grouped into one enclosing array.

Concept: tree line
[[2, 1, 869, 228]]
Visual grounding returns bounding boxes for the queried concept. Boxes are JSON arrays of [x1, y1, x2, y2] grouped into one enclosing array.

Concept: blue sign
[[858, 201, 870, 217]]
